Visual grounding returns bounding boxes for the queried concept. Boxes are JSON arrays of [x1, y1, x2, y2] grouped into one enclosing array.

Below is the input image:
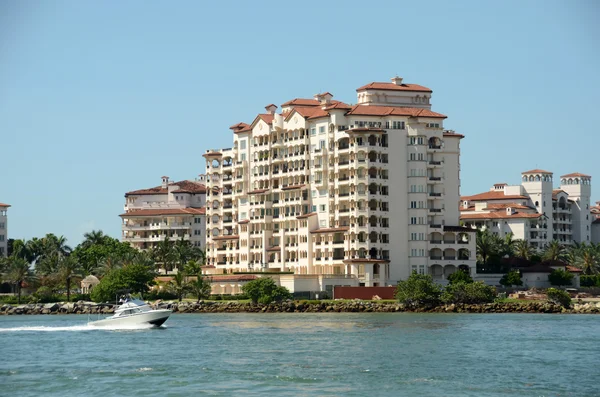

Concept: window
[[311, 128, 316, 136], [0, 235, 4, 242], [320, 220, 326, 227], [426, 123, 440, 128], [319, 126, 325, 134], [312, 205, 317, 212], [319, 204, 326, 212], [410, 201, 417, 208], [320, 139, 325, 149], [410, 217, 417, 225], [312, 190, 317, 198], [319, 189, 327, 196], [240, 140, 246, 150], [0, 223, 4, 229], [241, 153, 246, 161]]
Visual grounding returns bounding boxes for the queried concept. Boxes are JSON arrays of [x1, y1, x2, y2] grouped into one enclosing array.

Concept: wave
[[0, 323, 156, 332]]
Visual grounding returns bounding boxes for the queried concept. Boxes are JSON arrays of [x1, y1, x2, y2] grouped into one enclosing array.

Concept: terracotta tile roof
[[347, 127, 386, 133], [203, 152, 222, 157], [566, 265, 583, 273], [484, 203, 533, 210], [248, 189, 269, 194], [266, 246, 280, 252], [356, 82, 432, 93], [443, 131, 465, 138], [265, 103, 277, 108], [229, 122, 252, 133], [552, 189, 566, 198], [211, 235, 240, 241], [311, 227, 349, 234], [324, 102, 353, 111], [561, 172, 591, 178], [461, 191, 528, 201], [592, 218, 600, 224], [460, 212, 542, 220], [296, 212, 317, 219], [522, 169, 553, 174], [346, 105, 446, 119], [0, 202, 10, 207], [257, 114, 274, 125], [126, 180, 206, 196], [238, 219, 250, 224], [281, 98, 321, 107], [281, 184, 306, 191], [120, 207, 206, 217]]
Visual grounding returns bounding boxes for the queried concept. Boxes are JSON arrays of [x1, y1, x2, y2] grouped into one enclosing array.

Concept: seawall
[[1, 300, 600, 315]]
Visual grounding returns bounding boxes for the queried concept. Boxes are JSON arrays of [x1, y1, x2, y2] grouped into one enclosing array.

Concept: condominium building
[[460, 170, 593, 248], [0, 203, 9, 257], [202, 76, 476, 286], [121, 177, 206, 250], [591, 201, 600, 243]]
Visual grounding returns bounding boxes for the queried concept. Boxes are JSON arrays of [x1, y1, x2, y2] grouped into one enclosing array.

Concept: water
[[0, 313, 599, 397]]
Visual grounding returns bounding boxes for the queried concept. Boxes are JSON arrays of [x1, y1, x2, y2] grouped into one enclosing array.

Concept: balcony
[[428, 192, 442, 197], [429, 208, 443, 213]]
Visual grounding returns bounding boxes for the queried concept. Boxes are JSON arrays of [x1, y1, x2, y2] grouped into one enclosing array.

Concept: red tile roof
[[461, 191, 528, 201], [324, 102, 353, 111], [229, 122, 252, 133], [120, 207, 206, 217], [208, 275, 258, 282], [266, 246, 280, 252], [125, 180, 206, 196], [460, 212, 542, 220], [281, 98, 321, 107], [561, 172, 591, 178], [238, 219, 250, 224], [356, 82, 432, 93], [203, 152, 222, 157], [310, 227, 349, 234], [257, 114, 274, 125], [461, 203, 533, 211], [522, 169, 553, 174], [286, 106, 329, 120], [346, 105, 446, 119], [566, 265, 583, 273], [0, 202, 10, 207]]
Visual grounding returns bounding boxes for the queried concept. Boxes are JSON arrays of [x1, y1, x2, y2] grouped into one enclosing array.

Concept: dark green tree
[[442, 281, 496, 304], [57, 255, 81, 302], [395, 272, 442, 308], [447, 269, 473, 284], [548, 268, 574, 287], [91, 263, 157, 302], [188, 276, 212, 302], [242, 277, 292, 304], [499, 270, 523, 287]]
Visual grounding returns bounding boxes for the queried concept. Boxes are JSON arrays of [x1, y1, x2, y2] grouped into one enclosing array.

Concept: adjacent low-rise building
[[460, 169, 593, 248], [0, 202, 9, 257], [202, 76, 476, 286], [121, 177, 207, 250]]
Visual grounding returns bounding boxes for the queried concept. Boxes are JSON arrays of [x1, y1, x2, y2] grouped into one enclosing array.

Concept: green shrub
[[241, 277, 292, 304], [499, 270, 523, 287], [395, 272, 442, 308], [580, 275, 600, 287], [442, 281, 496, 304], [548, 269, 573, 287], [145, 290, 178, 301], [447, 270, 473, 285], [546, 288, 571, 308]]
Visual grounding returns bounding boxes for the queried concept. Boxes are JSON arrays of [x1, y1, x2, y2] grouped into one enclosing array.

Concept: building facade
[[460, 170, 593, 248], [121, 177, 206, 250], [0, 203, 9, 257], [202, 77, 476, 286], [590, 201, 600, 243]]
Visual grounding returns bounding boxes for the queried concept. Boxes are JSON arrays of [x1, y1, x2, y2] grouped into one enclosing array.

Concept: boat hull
[[89, 309, 172, 328]]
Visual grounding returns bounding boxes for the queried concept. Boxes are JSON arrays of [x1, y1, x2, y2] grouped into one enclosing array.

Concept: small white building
[[121, 176, 207, 250], [0, 202, 9, 257], [461, 169, 593, 248]]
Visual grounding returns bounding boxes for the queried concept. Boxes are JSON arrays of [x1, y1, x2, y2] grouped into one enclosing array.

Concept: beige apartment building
[[121, 177, 206, 250], [202, 77, 476, 286], [0, 202, 9, 257], [461, 170, 593, 248]]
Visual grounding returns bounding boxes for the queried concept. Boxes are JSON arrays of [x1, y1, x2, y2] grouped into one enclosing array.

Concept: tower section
[[560, 173, 592, 243]]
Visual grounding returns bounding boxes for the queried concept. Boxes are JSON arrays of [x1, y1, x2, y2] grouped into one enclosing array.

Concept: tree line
[[0, 230, 207, 303]]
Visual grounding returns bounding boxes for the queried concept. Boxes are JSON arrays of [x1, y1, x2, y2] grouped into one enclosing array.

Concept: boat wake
[[0, 323, 157, 332]]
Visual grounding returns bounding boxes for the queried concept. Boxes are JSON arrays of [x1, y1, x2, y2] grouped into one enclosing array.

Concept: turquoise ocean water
[[0, 313, 599, 397]]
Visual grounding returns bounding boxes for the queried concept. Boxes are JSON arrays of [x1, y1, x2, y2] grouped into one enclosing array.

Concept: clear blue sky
[[2, 1, 599, 246]]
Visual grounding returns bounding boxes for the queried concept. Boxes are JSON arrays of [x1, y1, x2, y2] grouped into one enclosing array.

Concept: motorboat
[[88, 298, 171, 327]]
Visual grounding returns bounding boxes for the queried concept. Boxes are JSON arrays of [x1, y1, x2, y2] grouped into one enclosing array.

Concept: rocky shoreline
[[2, 300, 600, 315]]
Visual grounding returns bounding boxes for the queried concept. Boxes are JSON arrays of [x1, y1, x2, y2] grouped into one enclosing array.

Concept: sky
[[1, 0, 599, 246]]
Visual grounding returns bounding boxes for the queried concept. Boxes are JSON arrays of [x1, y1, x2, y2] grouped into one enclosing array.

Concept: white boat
[[88, 298, 171, 327]]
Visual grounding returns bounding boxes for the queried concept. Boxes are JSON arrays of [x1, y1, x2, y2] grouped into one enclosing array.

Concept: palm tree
[[542, 240, 565, 262], [574, 244, 600, 275], [152, 237, 176, 274], [6, 257, 35, 303], [565, 242, 582, 267], [33, 234, 72, 276], [476, 229, 499, 264], [513, 239, 533, 260], [188, 275, 212, 302], [99, 252, 124, 275], [82, 230, 106, 248], [498, 233, 516, 258], [174, 238, 193, 271], [57, 256, 81, 302], [169, 272, 188, 302]]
